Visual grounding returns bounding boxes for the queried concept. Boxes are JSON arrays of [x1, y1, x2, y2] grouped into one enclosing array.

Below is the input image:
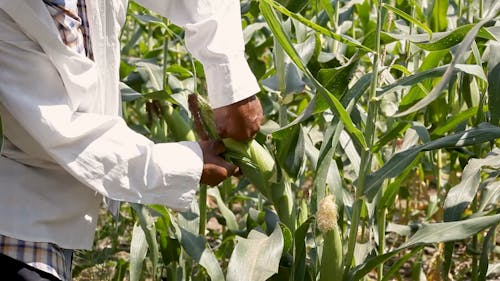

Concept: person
[[0, 0, 263, 280]]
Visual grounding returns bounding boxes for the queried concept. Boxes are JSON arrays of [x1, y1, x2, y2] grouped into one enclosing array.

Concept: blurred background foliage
[[68, 0, 500, 280]]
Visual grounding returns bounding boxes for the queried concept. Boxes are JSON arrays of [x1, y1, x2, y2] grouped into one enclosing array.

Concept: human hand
[[198, 140, 238, 186], [214, 95, 263, 141]]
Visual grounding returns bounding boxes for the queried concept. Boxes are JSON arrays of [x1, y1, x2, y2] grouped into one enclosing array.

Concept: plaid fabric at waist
[[0, 234, 71, 281]]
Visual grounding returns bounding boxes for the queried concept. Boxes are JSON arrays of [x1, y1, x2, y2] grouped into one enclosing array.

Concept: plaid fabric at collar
[[42, 0, 93, 59], [76, 0, 93, 59], [0, 234, 71, 281]]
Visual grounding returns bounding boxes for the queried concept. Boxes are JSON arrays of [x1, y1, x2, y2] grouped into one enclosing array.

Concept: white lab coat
[[0, 0, 259, 249]]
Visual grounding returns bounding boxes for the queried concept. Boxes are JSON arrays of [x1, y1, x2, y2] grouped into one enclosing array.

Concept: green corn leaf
[[132, 14, 168, 28], [395, 2, 500, 117], [121, 25, 144, 55], [136, 61, 164, 92], [381, 4, 433, 39], [319, 0, 334, 25], [347, 246, 424, 281], [148, 205, 179, 266], [279, 222, 294, 254], [131, 204, 159, 279], [244, 22, 267, 44], [428, 0, 448, 32], [414, 25, 496, 51], [350, 214, 500, 280], [271, 58, 364, 134], [275, 0, 310, 13], [317, 59, 359, 98], [111, 259, 128, 281], [207, 187, 239, 232], [378, 155, 422, 210], [401, 214, 500, 248], [274, 124, 306, 179], [479, 181, 500, 212], [259, 0, 367, 148], [263, 0, 373, 52], [312, 72, 367, 212], [226, 225, 284, 281], [381, 247, 423, 281], [372, 122, 410, 152], [120, 82, 143, 102], [314, 120, 344, 212], [479, 226, 497, 280], [170, 213, 225, 281], [270, 181, 296, 230], [444, 149, 500, 222], [165, 64, 194, 79], [340, 130, 361, 176], [130, 223, 148, 281], [431, 106, 478, 136], [364, 123, 500, 201], [305, 128, 350, 212], [294, 217, 315, 281], [442, 242, 454, 279], [377, 64, 487, 99], [488, 43, 500, 125]]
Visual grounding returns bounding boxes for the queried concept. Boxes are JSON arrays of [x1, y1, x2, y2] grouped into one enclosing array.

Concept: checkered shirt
[[0, 1, 93, 280], [42, 0, 93, 59], [0, 235, 72, 280]]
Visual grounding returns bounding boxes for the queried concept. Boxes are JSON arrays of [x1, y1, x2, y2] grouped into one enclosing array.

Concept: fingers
[[198, 140, 237, 186], [212, 140, 226, 155], [200, 161, 237, 186]]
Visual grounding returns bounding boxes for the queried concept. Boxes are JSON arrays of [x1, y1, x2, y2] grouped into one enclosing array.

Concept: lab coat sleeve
[[135, 0, 261, 108], [0, 10, 202, 209]]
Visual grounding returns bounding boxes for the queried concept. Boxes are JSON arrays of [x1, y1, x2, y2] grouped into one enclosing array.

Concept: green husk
[[189, 95, 277, 198], [222, 138, 276, 198], [319, 227, 343, 281], [317, 195, 343, 280], [162, 103, 196, 142]]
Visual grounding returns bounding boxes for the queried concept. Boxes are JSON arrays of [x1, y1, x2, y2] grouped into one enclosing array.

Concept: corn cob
[[188, 94, 276, 197], [161, 102, 196, 142], [317, 195, 343, 281]]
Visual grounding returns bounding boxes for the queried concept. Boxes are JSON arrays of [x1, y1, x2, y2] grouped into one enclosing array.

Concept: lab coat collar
[[0, 0, 99, 112]]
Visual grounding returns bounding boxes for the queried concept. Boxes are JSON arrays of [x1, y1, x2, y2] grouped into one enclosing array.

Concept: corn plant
[[71, 0, 500, 280]]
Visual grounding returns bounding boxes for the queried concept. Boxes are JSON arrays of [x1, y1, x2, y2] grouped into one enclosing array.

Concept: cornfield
[[47, 0, 500, 280]]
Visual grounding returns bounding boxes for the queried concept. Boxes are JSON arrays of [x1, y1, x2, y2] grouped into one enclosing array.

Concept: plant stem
[[479, 0, 483, 19], [163, 31, 169, 91], [344, 0, 383, 276], [467, 0, 471, 22], [377, 192, 387, 281], [199, 185, 208, 235], [332, 0, 340, 54], [275, 24, 288, 127], [172, 261, 178, 281], [458, 0, 463, 19], [437, 149, 442, 206], [471, 196, 479, 281]]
